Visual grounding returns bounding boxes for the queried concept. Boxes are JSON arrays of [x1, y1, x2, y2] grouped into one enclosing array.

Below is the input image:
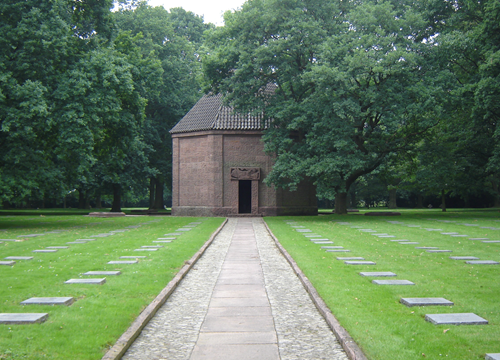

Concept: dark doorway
[[238, 180, 252, 213]]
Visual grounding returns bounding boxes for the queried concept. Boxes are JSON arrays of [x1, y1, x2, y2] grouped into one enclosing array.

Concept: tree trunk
[[416, 194, 423, 208], [95, 191, 102, 209], [388, 188, 397, 209], [441, 189, 446, 212], [335, 192, 348, 215], [78, 190, 85, 209], [111, 185, 122, 212], [492, 180, 500, 208], [149, 178, 155, 209], [153, 178, 164, 210]]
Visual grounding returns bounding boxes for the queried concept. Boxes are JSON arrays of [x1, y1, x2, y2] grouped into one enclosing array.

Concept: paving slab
[[4, 256, 33, 260], [0, 261, 15, 266], [32, 249, 57, 253], [20, 297, 74, 306], [83, 271, 121, 276], [450, 256, 479, 260], [486, 354, 500, 360], [108, 260, 138, 264], [0, 313, 49, 324], [345, 261, 375, 265], [359, 272, 396, 277], [373, 280, 414, 285], [400, 298, 453, 307], [466, 260, 499, 265], [65, 278, 106, 285], [425, 313, 488, 325]]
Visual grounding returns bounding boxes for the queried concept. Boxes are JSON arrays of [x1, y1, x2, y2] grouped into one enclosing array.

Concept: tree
[[203, 0, 452, 214]]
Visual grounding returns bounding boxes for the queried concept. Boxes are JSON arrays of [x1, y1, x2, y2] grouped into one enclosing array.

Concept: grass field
[[0, 215, 223, 359], [265, 209, 500, 360]]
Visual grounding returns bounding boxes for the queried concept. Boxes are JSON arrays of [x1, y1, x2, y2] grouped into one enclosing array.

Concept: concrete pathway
[[122, 218, 348, 360]]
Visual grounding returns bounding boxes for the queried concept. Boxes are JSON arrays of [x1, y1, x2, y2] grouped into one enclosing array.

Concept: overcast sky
[[146, 0, 247, 26]]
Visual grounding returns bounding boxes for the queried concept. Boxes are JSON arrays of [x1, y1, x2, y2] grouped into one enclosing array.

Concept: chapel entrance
[[238, 180, 252, 214]]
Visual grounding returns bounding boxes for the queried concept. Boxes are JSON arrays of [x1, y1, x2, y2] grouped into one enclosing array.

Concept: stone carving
[[230, 167, 260, 180]]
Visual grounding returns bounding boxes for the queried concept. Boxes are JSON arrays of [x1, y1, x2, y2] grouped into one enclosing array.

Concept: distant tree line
[[1, 0, 499, 212]]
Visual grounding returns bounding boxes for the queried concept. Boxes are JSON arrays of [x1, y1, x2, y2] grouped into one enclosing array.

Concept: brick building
[[169, 93, 317, 217]]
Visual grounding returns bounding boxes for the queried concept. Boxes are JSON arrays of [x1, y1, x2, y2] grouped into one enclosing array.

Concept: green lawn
[[265, 209, 500, 360], [0, 215, 223, 360]]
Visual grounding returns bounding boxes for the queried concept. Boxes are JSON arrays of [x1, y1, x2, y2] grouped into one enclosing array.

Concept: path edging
[[101, 218, 228, 360], [263, 221, 368, 360]]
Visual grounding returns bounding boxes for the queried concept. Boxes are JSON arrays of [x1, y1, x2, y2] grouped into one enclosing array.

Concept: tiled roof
[[170, 94, 269, 134]]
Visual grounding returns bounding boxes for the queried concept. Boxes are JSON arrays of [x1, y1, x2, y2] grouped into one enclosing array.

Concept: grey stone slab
[[190, 344, 279, 360], [425, 228, 443, 231], [66, 241, 87, 244], [165, 233, 182, 236], [451, 234, 469, 237], [157, 237, 176, 240], [425, 313, 488, 325], [296, 229, 312, 232], [206, 305, 272, 317], [0, 239, 17, 242], [32, 249, 57, 253], [189, 222, 202, 225], [20, 297, 74, 306], [304, 234, 323, 237], [201, 315, 275, 332], [469, 238, 489, 240], [120, 256, 147, 259], [309, 238, 329, 241], [391, 239, 409, 242], [371, 233, 388, 236], [400, 242, 419, 244], [450, 256, 479, 260], [195, 331, 277, 345], [466, 260, 499, 265], [4, 256, 33, 260], [209, 297, 270, 308], [345, 261, 376, 265], [46, 246, 69, 249], [176, 228, 192, 231], [65, 278, 106, 285], [153, 240, 172, 243], [0, 313, 49, 324], [400, 297, 454, 307], [76, 239, 95, 241], [83, 271, 121, 276], [141, 245, 163, 248], [359, 229, 377, 232], [134, 248, 158, 251], [359, 272, 396, 277], [321, 246, 343, 249], [313, 241, 334, 244], [373, 280, 414, 285], [482, 240, 500, 243], [18, 234, 45, 237], [378, 235, 396, 238], [326, 249, 350, 252], [441, 232, 459, 235], [291, 226, 305, 228], [486, 354, 500, 360], [415, 247, 439, 249], [406, 225, 421, 227], [462, 224, 479, 226], [337, 257, 364, 260], [427, 250, 452, 253], [0, 261, 15, 266], [108, 260, 138, 264]]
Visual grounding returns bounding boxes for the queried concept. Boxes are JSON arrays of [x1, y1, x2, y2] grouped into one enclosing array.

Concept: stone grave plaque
[[46, 246, 69, 249], [337, 257, 365, 260], [313, 241, 334, 244], [425, 229, 443, 231], [415, 247, 439, 249], [469, 238, 489, 240], [400, 298, 454, 307], [345, 261, 376, 265], [291, 226, 305, 228], [32, 249, 57, 253], [120, 256, 146, 259], [141, 245, 163, 248], [18, 234, 45, 237], [83, 271, 121, 276], [76, 239, 95, 241], [66, 241, 87, 244], [0, 261, 15, 266], [406, 225, 421, 228], [427, 250, 452, 253], [466, 260, 499, 265], [165, 233, 182, 236], [450, 256, 479, 260], [126, 226, 141, 228], [296, 229, 312, 232], [190, 222, 202, 225], [462, 224, 478, 227], [425, 313, 488, 325], [390, 239, 409, 242], [486, 354, 500, 360], [359, 229, 376, 232], [321, 246, 343, 249], [373, 280, 414, 285], [305, 235, 323, 237], [451, 235, 469, 237], [0, 313, 49, 324], [108, 260, 138, 264], [21, 297, 74, 306], [441, 232, 459, 235], [157, 237, 176, 240], [153, 240, 172, 243], [65, 278, 106, 285], [360, 272, 396, 277], [378, 235, 396, 238], [371, 233, 388, 236], [176, 228, 192, 231], [0, 239, 17, 242], [134, 248, 158, 251], [400, 242, 419, 244], [310, 238, 329, 241], [337, 222, 350, 225], [4, 256, 33, 260], [482, 240, 500, 243], [326, 249, 350, 252]]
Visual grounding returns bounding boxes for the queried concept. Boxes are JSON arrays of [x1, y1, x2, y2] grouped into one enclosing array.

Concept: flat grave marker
[[0, 239, 18, 242], [450, 256, 479, 260], [371, 233, 388, 236], [65, 278, 106, 285], [20, 297, 74, 306], [326, 249, 350, 252], [310, 238, 329, 241], [425, 313, 488, 325], [378, 235, 396, 238], [415, 247, 439, 249], [313, 241, 334, 244], [108, 260, 138, 264], [165, 233, 182, 236], [296, 229, 312, 232], [120, 256, 146, 259], [134, 248, 158, 252], [0, 313, 48, 324], [46, 246, 69, 249], [360, 272, 396, 277], [373, 280, 414, 285], [486, 354, 500, 360], [441, 232, 459, 235], [427, 250, 452, 253], [400, 298, 454, 307], [176, 228, 192, 231], [345, 261, 376, 265], [466, 260, 499, 265], [482, 240, 500, 243], [153, 240, 172, 243], [469, 238, 489, 240], [32, 249, 57, 253], [321, 246, 343, 249], [425, 229, 443, 231], [400, 242, 419, 244], [76, 239, 95, 241], [157, 237, 176, 240], [305, 235, 323, 238], [141, 245, 163, 248], [66, 241, 87, 244], [83, 271, 121, 276], [451, 235, 469, 237], [4, 256, 33, 260], [337, 257, 365, 260], [390, 239, 409, 242], [0, 261, 15, 266]]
